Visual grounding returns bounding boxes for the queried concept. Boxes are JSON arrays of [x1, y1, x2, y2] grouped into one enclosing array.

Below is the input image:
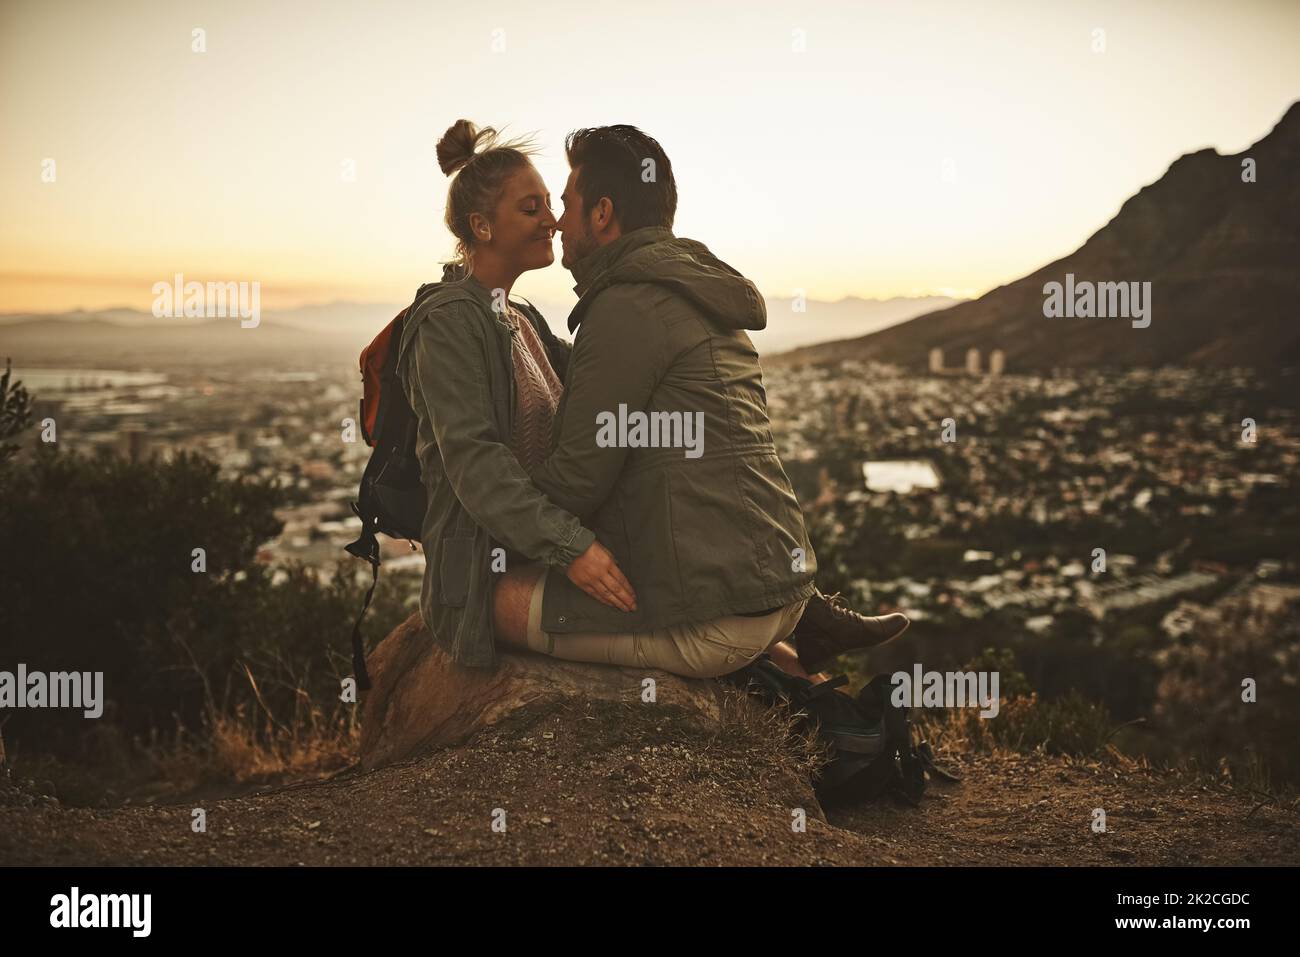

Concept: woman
[[397, 119, 903, 681], [394, 120, 607, 672]]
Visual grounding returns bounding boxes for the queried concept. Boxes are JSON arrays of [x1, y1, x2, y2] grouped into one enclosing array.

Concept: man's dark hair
[[564, 125, 677, 231]]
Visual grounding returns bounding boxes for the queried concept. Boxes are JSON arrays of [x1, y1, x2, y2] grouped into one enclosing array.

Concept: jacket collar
[[462, 272, 501, 311], [569, 226, 676, 299], [442, 272, 523, 332]]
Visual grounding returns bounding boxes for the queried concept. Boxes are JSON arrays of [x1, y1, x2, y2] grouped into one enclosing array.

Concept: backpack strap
[[349, 559, 378, 692], [793, 674, 849, 703], [865, 674, 927, 806], [915, 739, 962, 782]]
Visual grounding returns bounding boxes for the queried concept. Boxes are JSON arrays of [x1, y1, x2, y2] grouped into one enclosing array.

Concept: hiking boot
[[791, 589, 910, 673]]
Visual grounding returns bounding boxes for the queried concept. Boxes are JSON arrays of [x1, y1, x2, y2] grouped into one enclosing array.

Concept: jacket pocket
[[439, 534, 475, 607]]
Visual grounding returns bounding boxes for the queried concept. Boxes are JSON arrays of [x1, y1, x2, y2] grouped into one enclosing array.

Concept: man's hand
[[565, 540, 638, 613]]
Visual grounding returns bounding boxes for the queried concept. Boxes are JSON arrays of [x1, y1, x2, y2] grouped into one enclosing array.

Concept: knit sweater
[[506, 303, 564, 476]]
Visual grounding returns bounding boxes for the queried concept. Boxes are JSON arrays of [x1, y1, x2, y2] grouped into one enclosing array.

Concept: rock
[[359, 611, 734, 770]]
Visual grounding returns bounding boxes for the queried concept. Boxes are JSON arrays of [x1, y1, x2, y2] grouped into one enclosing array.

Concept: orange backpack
[[343, 285, 437, 688]]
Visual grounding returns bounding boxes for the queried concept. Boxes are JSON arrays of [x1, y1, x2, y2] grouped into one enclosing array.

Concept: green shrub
[[0, 446, 412, 762]]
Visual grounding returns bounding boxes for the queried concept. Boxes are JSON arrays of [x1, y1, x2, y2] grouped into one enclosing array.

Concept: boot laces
[[820, 591, 855, 620]]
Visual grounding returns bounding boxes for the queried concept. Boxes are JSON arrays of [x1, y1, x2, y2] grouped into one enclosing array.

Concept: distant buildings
[[118, 427, 149, 462], [1079, 570, 1221, 619], [862, 459, 942, 494], [928, 347, 1005, 376]]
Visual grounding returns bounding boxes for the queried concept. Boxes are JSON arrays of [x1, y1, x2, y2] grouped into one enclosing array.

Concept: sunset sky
[[2, 0, 1298, 315]]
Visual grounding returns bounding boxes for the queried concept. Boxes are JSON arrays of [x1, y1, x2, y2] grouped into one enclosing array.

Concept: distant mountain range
[[771, 101, 1300, 372], [0, 314, 353, 367], [0, 295, 963, 367]]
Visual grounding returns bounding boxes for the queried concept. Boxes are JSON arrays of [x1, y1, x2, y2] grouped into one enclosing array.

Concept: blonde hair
[[436, 119, 539, 277]]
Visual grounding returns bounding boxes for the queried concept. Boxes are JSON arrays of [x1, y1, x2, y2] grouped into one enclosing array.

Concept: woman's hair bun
[[436, 119, 497, 176]]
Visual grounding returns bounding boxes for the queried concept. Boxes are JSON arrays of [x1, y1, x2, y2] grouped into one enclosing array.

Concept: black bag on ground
[[721, 656, 959, 807]]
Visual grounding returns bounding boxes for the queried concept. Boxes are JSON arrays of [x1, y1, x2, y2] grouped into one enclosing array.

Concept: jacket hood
[[567, 227, 766, 334]]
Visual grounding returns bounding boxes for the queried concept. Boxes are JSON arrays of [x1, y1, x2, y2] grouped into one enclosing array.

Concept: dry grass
[[155, 702, 359, 791], [710, 683, 833, 783], [916, 690, 1112, 758], [5, 683, 361, 807]]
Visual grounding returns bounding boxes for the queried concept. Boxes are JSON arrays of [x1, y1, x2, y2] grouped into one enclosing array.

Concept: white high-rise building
[[929, 348, 944, 374], [989, 349, 1005, 375], [965, 348, 981, 375]]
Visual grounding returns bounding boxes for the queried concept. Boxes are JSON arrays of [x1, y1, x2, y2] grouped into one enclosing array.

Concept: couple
[[394, 119, 908, 685]]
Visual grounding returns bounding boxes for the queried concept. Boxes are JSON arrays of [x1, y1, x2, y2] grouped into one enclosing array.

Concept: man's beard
[[562, 229, 600, 272]]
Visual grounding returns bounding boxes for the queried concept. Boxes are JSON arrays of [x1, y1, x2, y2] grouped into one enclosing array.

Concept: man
[[489, 125, 908, 679]]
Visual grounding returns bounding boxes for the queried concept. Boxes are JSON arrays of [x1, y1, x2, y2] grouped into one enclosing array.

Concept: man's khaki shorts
[[524, 566, 808, 679]]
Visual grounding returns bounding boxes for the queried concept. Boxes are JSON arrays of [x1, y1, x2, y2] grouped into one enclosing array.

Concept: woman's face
[[478, 163, 557, 273]]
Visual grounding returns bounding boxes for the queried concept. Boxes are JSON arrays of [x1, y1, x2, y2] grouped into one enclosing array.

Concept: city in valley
[[14, 351, 1297, 660]]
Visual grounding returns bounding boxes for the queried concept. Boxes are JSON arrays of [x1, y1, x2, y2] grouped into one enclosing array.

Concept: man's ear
[[591, 197, 618, 237]]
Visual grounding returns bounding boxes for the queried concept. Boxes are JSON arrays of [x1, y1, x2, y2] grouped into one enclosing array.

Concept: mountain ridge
[[771, 101, 1300, 371]]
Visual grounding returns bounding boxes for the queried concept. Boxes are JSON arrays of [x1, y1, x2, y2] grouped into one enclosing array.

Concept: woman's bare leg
[[765, 639, 831, 683], [491, 565, 545, 651]]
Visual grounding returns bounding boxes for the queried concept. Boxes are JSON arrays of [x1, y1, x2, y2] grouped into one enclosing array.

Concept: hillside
[[772, 102, 1300, 372], [2, 692, 1295, 866]]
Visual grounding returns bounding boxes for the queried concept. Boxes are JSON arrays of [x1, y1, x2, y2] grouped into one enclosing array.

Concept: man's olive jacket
[[532, 226, 817, 635]]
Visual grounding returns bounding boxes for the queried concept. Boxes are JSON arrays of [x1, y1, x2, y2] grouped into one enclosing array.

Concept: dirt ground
[[1, 694, 1296, 866]]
